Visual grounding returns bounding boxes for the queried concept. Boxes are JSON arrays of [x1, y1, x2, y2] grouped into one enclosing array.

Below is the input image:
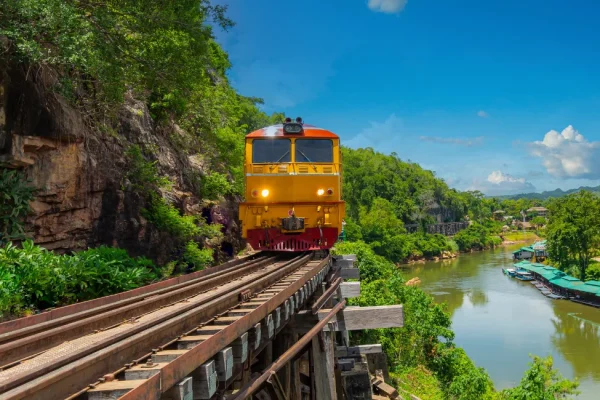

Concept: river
[[402, 244, 600, 399]]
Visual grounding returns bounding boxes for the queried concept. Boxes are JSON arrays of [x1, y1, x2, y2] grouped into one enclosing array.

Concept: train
[[239, 117, 346, 252]]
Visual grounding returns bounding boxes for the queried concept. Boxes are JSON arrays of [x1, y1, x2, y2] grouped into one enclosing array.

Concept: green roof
[[575, 281, 600, 295], [550, 276, 584, 290], [539, 267, 562, 280]]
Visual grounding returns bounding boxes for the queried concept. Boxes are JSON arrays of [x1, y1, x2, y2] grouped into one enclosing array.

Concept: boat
[[503, 268, 516, 277], [514, 271, 534, 281]]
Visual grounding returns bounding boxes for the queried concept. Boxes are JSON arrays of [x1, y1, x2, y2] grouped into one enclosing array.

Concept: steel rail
[[0, 254, 278, 366], [0, 254, 314, 400], [311, 276, 342, 314], [0, 253, 270, 344], [230, 299, 347, 399], [116, 255, 331, 400], [0, 252, 264, 336]]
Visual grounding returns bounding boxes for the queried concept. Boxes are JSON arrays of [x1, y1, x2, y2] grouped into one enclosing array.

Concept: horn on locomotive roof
[[282, 116, 304, 134]]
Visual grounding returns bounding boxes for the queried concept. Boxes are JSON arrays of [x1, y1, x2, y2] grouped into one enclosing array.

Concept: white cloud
[[345, 114, 404, 150], [477, 110, 489, 118], [419, 136, 484, 147], [528, 125, 600, 179], [467, 171, 536, 196], [367, 0, 408, 14], [487, 170, 526, 185]]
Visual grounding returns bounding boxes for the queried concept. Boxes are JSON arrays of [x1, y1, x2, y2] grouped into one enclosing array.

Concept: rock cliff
[[0, 63, 241, 264]]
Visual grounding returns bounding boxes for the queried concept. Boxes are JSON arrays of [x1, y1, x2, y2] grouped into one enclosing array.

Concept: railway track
[[0, 251, 332, 400]]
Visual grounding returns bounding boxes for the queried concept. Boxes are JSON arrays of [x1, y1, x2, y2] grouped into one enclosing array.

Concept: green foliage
[[183, 241, 213, 271], [200, 172, 233, 200], [453, 223, 501, 252], [333, 241, 578, 399], [0, 240, 158, 318], [1, 0, 233, 109], [342, 148, 469, 224], [391, 366, 445, 400], [532, 216, 547, 229], [499, 355, 579, 399], [125, 145, 172, 191], [0, 169, 36, 243], [332, 241, 495, 399], [586, 262, 600, 281], [546, 190, 600, 280]]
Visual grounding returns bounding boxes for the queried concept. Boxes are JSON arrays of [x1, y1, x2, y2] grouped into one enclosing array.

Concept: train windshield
[[252, 139, 291, 163], [295, 139, 333, 163]]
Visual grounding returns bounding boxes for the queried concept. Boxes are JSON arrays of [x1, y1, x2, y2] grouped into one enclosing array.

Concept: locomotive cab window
[[295, 139, 333, 163], [252, 139, 291, 163]]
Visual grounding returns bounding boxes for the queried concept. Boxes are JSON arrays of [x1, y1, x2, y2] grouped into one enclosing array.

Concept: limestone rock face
[[0, 64, 242, 264]]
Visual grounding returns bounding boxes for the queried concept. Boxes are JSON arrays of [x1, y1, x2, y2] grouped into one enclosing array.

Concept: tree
[[546, 190, 600, 280], [532, 216, 546, 230], [499, 355, 579, 399]]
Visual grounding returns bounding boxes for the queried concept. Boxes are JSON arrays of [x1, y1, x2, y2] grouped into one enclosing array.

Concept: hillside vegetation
[[341, 147, 502, 262], [493, 185, 600, 200]]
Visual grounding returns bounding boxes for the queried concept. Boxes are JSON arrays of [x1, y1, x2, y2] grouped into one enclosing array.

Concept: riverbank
[[402, 246, 600, 399], [500, 231, 540, 245]]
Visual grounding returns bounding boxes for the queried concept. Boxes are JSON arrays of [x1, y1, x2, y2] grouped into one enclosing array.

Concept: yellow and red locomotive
[[239, 118, 345, 251]]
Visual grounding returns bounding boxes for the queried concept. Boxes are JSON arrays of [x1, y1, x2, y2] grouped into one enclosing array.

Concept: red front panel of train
[[246, 227, 339, 251]]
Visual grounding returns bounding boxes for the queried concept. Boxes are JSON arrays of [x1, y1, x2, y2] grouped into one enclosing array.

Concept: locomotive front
[[239, 118, 345, 251]]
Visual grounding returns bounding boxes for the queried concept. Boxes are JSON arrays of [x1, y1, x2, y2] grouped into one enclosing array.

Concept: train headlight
[[317, 189, 325, 196], [261, 189, 270, 198]]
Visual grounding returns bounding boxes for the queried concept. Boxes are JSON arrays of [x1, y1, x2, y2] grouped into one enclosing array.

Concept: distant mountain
[[492, 185, 600, 200]]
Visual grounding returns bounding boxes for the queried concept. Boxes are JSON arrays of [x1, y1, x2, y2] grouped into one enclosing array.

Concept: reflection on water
[[402, 246, 600, 399]]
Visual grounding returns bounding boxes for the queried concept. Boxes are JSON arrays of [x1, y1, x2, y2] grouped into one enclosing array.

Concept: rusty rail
[[0, 253, 320, 400], [230, 299, 347, 399], [0, 254, 277, 366], [117, 255, 330, 400], [311, 276, 342, 314], [0, 252, 265, 336]]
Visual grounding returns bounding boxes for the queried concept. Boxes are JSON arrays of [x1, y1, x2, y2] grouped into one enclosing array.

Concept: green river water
[[402, 244, 600, 399]]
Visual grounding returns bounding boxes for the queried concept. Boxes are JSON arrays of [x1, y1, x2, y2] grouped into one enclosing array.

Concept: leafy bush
[[332, 241, 495, 399], [125, 145, 172, 191], [498, 355, 579, 399], [0, 169, 36, 243], [143, 196, 202, 240], [586, 263, 600, 281], [333, 241, 578, 399], [453, 223, 501, 252], [183, 241, 213, 271], [0, 240, 158, 319]]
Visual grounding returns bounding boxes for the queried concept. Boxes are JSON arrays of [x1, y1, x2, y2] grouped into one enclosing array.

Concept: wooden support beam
[[232, 333, 248, 364], [340, 268, 360, 280], [320, 306, 403, 331], [161, 376, 193, 400], [339, 282, 360, 298], [310, 332, 336, 400], [192, 360, 217, 399], [295, 306, 404, 333], [215, 347, 233, 382], [372, 377, 399, 399], [335, 344, 383, 358]]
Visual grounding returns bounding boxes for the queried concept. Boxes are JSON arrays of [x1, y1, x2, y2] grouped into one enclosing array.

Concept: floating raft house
[[514, 260, 600, 307]]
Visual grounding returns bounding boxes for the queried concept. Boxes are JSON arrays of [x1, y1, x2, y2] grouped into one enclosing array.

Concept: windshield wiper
[[298, 150, 317, 171], [269, 150, 290, 171]]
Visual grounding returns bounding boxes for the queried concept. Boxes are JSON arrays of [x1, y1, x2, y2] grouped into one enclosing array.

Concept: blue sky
[[214, 0, 600, 195]]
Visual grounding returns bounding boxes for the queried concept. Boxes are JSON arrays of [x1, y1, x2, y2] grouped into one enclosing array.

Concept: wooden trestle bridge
[[404, 222, 469, 236], [0, 251, 404, 400]]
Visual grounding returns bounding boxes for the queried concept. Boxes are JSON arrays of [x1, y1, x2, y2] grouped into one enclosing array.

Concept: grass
[[391, 366, 445, 400], [501, 231, 539, 242]]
